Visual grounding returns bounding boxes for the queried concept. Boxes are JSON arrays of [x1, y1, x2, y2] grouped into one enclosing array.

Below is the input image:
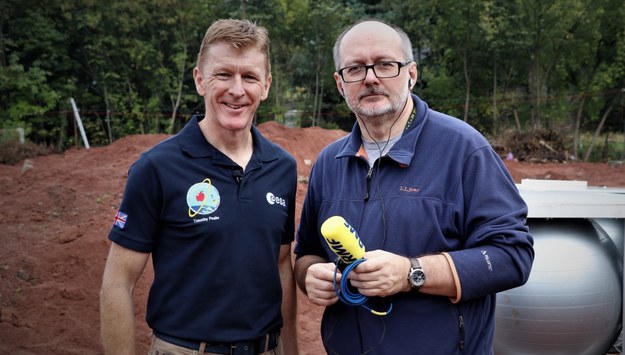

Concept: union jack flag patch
[[113, 210, 128, 229]]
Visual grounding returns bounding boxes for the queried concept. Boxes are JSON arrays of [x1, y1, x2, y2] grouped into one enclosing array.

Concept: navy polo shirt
[[109, 115, 297, 342]]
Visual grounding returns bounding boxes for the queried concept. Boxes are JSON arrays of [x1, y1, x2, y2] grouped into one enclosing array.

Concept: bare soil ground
[[1, 122, 624, 354]]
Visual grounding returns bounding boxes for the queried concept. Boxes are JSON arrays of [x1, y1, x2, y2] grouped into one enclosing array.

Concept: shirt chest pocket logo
[[186, 178, 221, 217], [266, 192, 287, 207]]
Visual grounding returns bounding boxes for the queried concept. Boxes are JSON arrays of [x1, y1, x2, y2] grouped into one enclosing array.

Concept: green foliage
[[0, 0, 624, 162], [577, 132, 625, 162]]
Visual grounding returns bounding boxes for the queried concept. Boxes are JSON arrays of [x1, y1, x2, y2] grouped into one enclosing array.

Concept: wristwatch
[[408, 257, 426, 290]]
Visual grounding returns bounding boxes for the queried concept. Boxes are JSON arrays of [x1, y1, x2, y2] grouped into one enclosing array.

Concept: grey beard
[[347, 88, 408, 119]]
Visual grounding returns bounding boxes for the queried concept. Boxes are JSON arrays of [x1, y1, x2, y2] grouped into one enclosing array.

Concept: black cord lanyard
[[403, 105, 417, 132]]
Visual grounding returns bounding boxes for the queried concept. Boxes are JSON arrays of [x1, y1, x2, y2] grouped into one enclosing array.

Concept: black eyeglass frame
[[337, 61, 412, 83]]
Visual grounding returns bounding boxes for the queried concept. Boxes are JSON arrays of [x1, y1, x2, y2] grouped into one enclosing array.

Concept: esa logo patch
[[266, 192, 286, 207]]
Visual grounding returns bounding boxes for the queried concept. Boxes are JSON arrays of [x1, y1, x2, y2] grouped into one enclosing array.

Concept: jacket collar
[[336, 94, 429, 166]]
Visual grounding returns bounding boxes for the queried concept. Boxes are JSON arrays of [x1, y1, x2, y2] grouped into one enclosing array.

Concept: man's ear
[[260, 74, 272, 101], [409, 62, 418, 89], [334, 72, 345, 98], [193, 67, 205, 96]]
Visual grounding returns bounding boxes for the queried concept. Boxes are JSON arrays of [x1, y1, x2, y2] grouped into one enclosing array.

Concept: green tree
[[0, 0, 73, 147], [517, 0, 599, 129], [431, 0, 488, 123], [2, 0, 625, 161]]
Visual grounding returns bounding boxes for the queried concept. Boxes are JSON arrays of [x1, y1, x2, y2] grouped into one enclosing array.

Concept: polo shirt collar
[[178, 115, 280, 164]]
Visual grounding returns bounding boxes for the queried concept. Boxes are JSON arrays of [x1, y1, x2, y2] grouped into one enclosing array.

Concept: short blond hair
[[196, 19, 271, 74]]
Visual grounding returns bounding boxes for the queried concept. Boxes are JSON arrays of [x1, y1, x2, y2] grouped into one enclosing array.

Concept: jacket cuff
[[442, 252, 462, 303]]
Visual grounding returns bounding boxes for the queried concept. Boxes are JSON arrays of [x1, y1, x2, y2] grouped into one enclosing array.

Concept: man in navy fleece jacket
[[294, 19, 534, 355]]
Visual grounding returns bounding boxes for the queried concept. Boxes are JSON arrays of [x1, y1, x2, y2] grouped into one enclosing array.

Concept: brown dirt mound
[[0, 122, 624, 354], [0, 141, 56, 165]]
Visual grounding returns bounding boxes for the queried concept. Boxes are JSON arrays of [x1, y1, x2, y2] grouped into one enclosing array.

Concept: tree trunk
[[274, 64, 280, 123], [312, 41, 322, 127], [240, 0, 247, 19], [529, 54, 542, 130], [583, 94, 619, 162], [312, 73, 319, 127], [463, 49, 470, 122], [103, 84, 113, 144], [602, 132, 610, 161], [169, 45, 188, 134], [573, 95, 585, 160], [513, 109, 522, 132], [492, 54, 498, 133]]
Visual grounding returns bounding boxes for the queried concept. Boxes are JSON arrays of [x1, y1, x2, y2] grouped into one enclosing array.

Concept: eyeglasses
[[337, 61, 411, 83]]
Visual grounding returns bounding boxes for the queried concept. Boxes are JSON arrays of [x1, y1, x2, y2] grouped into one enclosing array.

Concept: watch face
[[410, 268, 426, 287]]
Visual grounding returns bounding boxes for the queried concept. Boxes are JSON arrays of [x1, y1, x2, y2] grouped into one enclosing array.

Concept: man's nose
[[229, 76, 245, 95], [363, 66, 380, 84]]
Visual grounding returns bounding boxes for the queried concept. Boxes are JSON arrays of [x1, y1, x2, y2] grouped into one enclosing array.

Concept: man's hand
[[304, 262, 341, 306], [347, 250, 411, 297]]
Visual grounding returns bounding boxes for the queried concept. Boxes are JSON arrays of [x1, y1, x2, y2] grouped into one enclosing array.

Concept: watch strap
[[409, 257, 421, 269], [408, 257, 425, 290]]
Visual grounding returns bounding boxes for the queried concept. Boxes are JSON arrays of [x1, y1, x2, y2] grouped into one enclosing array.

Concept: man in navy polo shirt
[[100, 19, 298, 355]]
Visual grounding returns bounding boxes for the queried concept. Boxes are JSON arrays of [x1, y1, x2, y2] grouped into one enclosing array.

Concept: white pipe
[[70, 97, 90, 149], [15, 127, 24, 144]]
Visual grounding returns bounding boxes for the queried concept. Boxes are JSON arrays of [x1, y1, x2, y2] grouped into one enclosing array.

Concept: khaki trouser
[[148, 335, 284, 355]]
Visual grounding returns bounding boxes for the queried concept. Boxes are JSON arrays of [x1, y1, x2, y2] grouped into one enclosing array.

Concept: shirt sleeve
[[108, 153, 162, 253]]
